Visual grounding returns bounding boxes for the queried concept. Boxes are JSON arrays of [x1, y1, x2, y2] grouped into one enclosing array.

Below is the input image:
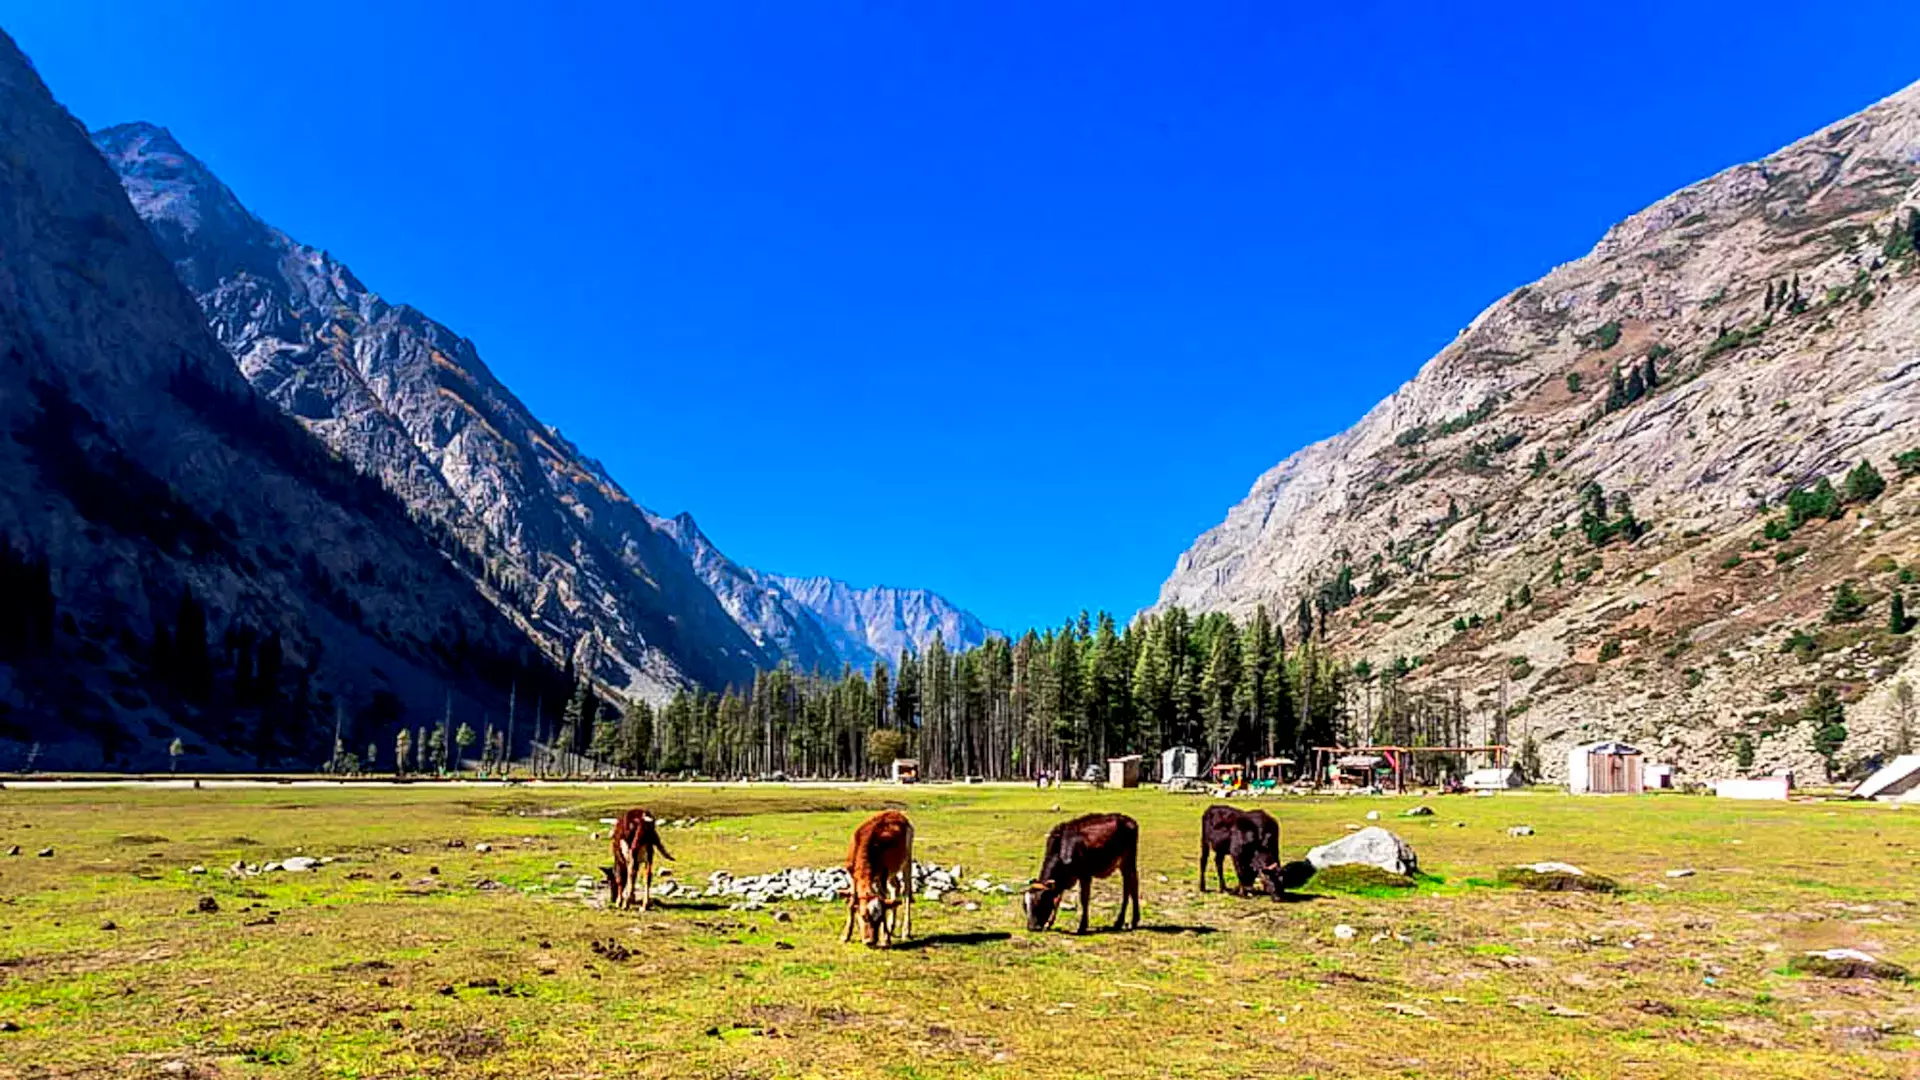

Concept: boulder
[[1787, 948, 1910, 981], [1497, 863, 1618, 893], [1402, 805, 1434, 817], [1307, 826, 1419, 876], [1507, 826, 1534, 837], [281, 856, 319, 872]]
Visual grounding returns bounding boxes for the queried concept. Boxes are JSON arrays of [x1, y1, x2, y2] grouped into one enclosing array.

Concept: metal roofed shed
[[1567, 741, 1644, 795], [1852, 755, 1920, 801], [1106, 754, 1143, 789]]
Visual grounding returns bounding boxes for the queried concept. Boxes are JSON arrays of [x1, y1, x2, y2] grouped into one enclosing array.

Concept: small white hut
[[1161, 746, 1201, 782], [889, 758, 920, 784], [1567, 741, 1644, 794], [1464, 766, 1525, 791], [1107, 755, 1143, 789]]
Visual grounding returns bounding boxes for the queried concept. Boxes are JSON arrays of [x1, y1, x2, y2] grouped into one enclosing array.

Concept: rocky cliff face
[[0, 32, 560, 770], [93, 122, 785, 699], [94, 121, 995, 689], [1157, 80, 1920, 784]]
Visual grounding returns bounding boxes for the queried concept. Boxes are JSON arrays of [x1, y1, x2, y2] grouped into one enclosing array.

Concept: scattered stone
[[36, 847, 52, 858], [1632, 1000, 1679, 1017], [1507, 826, 1534, 837], [1333, 924, 1357, 941], [475, 843, 492, 853], [100, 920, 117, 931], [772, 910, 792, 923], [446, 839, 465, 849], [1364, 810, 1381, 821], [1665, 868, 1696, 878], [0, 1020, 18, 1032], [1307, 827, 1419, 876], [1787, 949, 1911, 981], [1453, 822, 1466, 828], [4, 846, 16, 856], [195, 896, 219, 914], [428, 866, 440, 876], [187, 865, 206, 875], [555, 861, 572, 871], [158, 1061, 187, 1075], [1545, 1004, 1589, 1018], [281, 856, 319, 873], [1382, 1002, 1430, 1017], [1497, 864, 1618, 893], [1401, 805, 1434, 817]]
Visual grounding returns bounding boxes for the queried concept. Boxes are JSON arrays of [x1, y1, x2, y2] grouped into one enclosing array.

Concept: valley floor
[[1, 784, 1917, 1078]]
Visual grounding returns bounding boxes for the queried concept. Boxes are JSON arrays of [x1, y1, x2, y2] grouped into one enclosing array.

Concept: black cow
[[1023, 812, 1140, 933], [1198, 804, 1283, 899]]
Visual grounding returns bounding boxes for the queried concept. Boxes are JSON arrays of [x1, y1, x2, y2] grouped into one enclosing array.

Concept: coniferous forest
[[537, 604, 1494, 783]]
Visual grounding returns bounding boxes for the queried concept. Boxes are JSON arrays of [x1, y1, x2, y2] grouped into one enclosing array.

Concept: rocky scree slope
[[0, 32, 558, 769], [1157, 79, 1920, 783]]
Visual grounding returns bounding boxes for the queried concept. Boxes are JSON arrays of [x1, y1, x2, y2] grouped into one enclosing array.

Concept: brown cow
[[609, 808, 674, 910], [1199, 804, 1283, 899], [841, 809, 914, 947], [1024, 812, 1140, 933]]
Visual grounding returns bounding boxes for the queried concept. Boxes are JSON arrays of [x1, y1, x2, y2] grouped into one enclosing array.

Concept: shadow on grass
[[623, 900, 729, 913], [1076, 923, 1218, 936], [890, 931, 1012, 950]]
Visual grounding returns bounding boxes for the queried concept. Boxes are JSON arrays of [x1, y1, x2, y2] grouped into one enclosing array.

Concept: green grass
[[2, 784, 1919, 1077]]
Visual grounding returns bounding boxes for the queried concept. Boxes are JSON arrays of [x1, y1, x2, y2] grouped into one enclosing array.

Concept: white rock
[[1364, 810, 1381, 821], [1307, 827, 1419, 875], [1333, 924, 1358, 941], [1507, 826, 1535, 837], [1665, 868, 1695, 878]]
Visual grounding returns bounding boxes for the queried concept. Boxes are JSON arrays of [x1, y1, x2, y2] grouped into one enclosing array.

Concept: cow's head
[[1252, 853, 1285, 900], [856, 890, 900, 946], [1022, 879, 1061, 931]]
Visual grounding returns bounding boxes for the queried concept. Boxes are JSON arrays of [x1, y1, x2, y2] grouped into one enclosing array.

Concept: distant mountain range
[[0, 29, 987, 769]]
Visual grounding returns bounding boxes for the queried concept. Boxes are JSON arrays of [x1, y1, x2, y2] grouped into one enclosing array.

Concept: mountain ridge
[[1156, 76, 1920, 783], [94, 120, 993, 689]]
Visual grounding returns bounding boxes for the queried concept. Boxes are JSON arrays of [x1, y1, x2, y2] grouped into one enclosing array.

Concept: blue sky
[[7, 1, 1920, 632]]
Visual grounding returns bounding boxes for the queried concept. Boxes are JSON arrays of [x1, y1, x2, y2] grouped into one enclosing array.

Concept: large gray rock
[[1306, 827, 1419, 876]]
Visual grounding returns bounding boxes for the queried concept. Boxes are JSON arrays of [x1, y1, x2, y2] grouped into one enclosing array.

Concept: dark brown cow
[[1024, 812, 1140, 933], [1199, 804, 1283, 899], [842, 809, 914, 947], [609, 808, 674, 910]]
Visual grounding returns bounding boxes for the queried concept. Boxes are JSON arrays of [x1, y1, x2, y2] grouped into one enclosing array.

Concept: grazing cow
[[841, 809, 914, 947], [608, 809, 674, 910], [1024, 812, 1140, 934], [1198, 804, 1284, 899]]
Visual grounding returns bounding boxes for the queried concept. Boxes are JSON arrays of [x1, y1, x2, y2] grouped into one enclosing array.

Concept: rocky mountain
[[93, 121, 797, 699], [651, 512, 995, 672], [93, 120, 995, 689], [0, 31, 566, 770], [647, 511, 843, 674], [1157, 79, 1920, 784], [760, 573, 994, 672]]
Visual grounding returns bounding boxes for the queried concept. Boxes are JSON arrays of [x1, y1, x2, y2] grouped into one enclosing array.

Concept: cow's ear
[[1028, 880, 1052, 892], [882, 897, 901, 908]]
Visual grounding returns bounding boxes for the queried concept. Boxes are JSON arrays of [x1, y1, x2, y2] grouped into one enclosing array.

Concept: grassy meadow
[[1, 782, 1918, 1079]]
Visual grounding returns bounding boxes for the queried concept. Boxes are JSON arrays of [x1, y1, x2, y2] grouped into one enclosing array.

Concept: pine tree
[[1807, 686, 1848, 778], [395, 729, 412, 776], [455, 722, 476, 769], [1891, 590, 1910, 635], [426, 727, 447, 773]]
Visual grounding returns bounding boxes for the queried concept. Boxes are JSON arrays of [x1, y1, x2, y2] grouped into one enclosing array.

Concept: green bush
[[1895, 449, 1920, 476], [1598, 639, 1622, 662], [1581, 321, 1622, 351], [1785, 479, 1842, 529], [1842, 460, 1887, 503], [1719, 554, 1743, 569], [1565, 372, 1583, 394], [1827, 580, 1867, 623]]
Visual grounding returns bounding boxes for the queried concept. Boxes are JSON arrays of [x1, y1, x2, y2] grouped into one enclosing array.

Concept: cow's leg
[[1123, 853, 1141, 929], [618, 838, 637, 909], [901, 842, 913, 942], [1198, 841, 1209, 892], [640, 850, 653, 911], [1215, 851, 1228, 893], [841, 893, 857, 943], [1077, 878, 1091, 934]]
